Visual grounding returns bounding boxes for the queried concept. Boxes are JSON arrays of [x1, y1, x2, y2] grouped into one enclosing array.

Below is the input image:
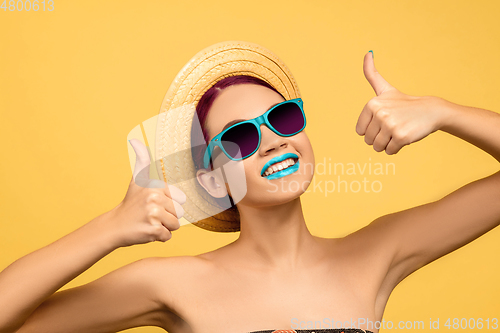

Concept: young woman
[[0, 42, 499, 333]]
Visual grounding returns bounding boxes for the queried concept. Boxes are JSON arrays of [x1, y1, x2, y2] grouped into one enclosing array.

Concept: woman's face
[[201, 83, 315, 208]]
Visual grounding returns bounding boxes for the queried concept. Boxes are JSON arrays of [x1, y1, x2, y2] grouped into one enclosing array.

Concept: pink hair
[[191, 75, 285, 171], [190, 75, 284, 213]]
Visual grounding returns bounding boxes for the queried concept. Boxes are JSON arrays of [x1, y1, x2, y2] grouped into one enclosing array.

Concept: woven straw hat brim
[[156, 40, 301, 232]]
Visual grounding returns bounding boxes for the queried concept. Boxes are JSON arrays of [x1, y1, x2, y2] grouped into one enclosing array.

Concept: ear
[[196, 167, 228, 198]]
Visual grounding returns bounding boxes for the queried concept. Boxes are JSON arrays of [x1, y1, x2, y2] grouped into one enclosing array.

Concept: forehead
[[204, 84, 285, 140]]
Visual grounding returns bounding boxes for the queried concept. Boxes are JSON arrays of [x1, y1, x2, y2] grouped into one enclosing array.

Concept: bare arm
[[354, 97, 500, 303], [439, 98, 500, 163], [0, 211, 118, 332], [377, 99, 500, 289], [354, 51, 500, 306], [0, 139, 185, 332], [15, 257, 172, 333]]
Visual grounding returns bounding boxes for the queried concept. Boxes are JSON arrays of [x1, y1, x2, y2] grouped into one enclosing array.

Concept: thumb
[[363, 50, 394, 96], [129, 139, 151, 186]]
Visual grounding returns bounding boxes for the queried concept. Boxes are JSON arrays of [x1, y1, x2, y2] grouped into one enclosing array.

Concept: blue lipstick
[[261, 153, 300, 180]]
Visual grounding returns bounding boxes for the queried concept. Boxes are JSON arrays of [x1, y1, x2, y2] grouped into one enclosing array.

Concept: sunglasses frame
[[203, 98, 305, 169]]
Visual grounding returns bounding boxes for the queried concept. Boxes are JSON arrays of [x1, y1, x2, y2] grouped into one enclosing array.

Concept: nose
[[258, 124, 288, 156]]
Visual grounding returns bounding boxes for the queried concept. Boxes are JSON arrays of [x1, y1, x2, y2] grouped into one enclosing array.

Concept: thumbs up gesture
[[108, 139, 187, 247], [356, 51, 445, 155]]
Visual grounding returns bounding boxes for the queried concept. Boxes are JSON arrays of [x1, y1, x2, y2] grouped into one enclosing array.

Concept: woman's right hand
[[109, 139, 187, 247]]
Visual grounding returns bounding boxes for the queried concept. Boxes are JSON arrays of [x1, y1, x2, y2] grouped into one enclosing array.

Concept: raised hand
[[355, 51, 445, 155], [109, 139, 187, 247]]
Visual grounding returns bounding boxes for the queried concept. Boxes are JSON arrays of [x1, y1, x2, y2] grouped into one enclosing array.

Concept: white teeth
[[263, 158, 298, 176]]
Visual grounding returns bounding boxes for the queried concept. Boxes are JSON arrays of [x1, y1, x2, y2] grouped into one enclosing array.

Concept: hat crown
[[156, 41, 301, 232]]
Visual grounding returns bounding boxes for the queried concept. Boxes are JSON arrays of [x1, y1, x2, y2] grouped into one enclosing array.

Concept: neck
[[232, 197, 319, 270]]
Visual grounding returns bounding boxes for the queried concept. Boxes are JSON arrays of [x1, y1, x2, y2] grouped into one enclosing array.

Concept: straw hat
[[155, 40, 301, 232]]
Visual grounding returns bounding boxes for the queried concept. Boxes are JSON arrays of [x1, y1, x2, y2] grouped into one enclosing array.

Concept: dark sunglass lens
[[268, 102, 305, 135], [221, 123, 259, 159]]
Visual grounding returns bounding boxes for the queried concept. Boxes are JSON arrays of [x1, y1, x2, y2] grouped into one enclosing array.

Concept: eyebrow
[[220, 102, 282, 132], [221, 119, 245, 132]]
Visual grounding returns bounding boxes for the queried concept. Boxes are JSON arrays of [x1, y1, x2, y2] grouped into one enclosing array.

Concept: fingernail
[[369, 50, 374, 59]]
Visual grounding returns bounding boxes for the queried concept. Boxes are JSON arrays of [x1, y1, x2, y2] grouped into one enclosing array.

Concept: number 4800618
[[1, 0, 54, 11]]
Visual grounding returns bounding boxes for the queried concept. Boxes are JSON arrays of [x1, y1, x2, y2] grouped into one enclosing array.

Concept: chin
[[239, 174, 312, 207], [246, 190, 306, 208]]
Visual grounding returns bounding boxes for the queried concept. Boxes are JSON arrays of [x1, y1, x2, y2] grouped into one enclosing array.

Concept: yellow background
[[1, 0, 499, 332]]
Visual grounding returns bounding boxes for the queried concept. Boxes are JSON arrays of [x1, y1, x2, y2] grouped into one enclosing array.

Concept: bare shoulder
[[143, 247, 233, 289], [312, 235, 339, 247], [141, 255, 214, 289], [315, 224, 399, 313], [328, 218, 397, 264], [144, 254, 211, 270], [132, 255, 214, 331], [120, 256, 209, 298], [308, 234, 385, 271]]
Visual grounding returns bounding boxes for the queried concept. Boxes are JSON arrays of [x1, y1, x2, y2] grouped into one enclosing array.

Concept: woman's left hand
[[356, 51, 447, 155]]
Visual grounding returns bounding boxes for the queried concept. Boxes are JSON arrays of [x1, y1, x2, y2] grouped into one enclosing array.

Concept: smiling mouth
[[262, 158, 299, 177]]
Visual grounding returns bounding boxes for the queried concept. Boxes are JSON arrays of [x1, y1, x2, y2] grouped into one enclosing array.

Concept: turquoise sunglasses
[[203, 98, 306, 169]]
